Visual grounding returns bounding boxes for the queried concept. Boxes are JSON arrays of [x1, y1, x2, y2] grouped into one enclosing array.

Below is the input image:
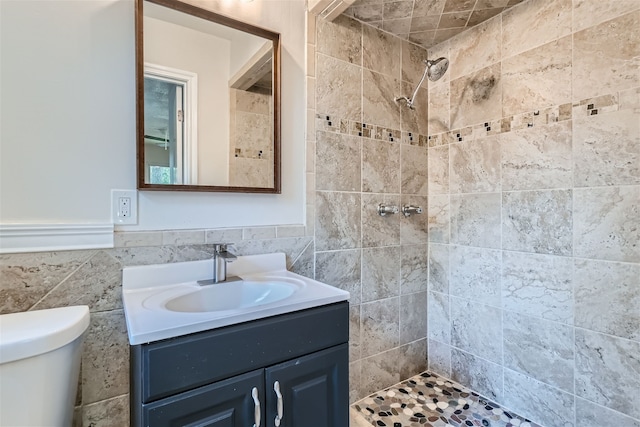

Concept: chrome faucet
[[197, 243, 239, 285]]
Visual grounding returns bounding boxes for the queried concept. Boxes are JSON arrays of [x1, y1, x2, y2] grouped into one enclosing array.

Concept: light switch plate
[[111, 189, 138, 225]]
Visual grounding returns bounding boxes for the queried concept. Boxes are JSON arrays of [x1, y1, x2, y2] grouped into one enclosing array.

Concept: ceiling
[[343, 0, 524, 49]]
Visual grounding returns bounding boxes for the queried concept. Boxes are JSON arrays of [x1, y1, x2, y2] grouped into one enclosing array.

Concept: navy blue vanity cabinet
[[130, 302, 349, 427]]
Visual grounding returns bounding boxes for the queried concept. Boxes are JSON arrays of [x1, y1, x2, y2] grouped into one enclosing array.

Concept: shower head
[[395, 56, 449, 109], [425, 57, 449, 81]]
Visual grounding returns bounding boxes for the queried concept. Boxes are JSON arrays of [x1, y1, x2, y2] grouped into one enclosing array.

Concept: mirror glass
[[137, 0, 280, 193]]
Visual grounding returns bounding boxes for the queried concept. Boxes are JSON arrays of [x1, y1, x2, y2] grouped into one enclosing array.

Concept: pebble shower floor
[[351, 371, 542, 427]]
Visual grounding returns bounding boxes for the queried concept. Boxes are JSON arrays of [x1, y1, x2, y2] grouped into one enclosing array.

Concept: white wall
[[144, 15, 231, 185], [0, 0, 306, 231]]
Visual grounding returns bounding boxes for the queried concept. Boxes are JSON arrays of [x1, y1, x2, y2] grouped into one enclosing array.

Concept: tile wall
[[0, 227, 313, 426], [310, 14, 432, 402], [425, 0, 640, 425], [228, 88, 275, 188]]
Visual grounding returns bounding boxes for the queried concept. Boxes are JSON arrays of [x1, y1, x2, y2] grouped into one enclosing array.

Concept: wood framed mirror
[[136, 0, 281, 193]]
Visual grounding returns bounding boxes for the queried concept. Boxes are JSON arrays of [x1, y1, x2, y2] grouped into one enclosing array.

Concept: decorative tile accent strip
[[234, 148, 271, 159], [352, 371, 542, 427], [317, 89, 636, 150], [316, 114, 428, 146]]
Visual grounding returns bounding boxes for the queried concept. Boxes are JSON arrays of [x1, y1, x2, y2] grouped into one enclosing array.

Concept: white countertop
[[122, 253, 350, 345]]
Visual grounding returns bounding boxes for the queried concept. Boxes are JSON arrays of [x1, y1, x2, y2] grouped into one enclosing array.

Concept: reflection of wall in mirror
[[228, 89, 274, 188], [144, 16, 229, 185]]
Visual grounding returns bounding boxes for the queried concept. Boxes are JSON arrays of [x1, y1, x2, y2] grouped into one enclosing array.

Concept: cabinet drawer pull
[[251, 387, 261, 427], [274, 381, 283, 426]]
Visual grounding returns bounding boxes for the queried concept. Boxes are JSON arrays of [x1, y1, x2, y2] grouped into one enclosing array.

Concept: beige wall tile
[[398, 339, 428, 381], [503, 370, 575, 427], [162, 230, 205, 245], [205, 228, 243, 244], [360, 347, 402, 396], [449, 14, 501, 80], [0, 251, 93, 314], [428, 81, 450, 134], [361, 298, 400, 357], [362, 246, 401, 302], [242, 227, 276, 240], [428, 145, 450, 195], [401, 144, 428, 195], [573, 109, 640, 187], [501, 0, 571, 59], [573, 186, 640, 263], [315, 191, 362, 251], [428, 339, 452, 377], [450, 134, 501, 193], [573, 11, 640, 101], [573, 0, 640, 33], [82, 395, 129, 427], [363, 24, 401, 78], [316, 249, 362, 305], [502, 121, 573, 191], [401, 40, 430, 85], [502, 190, 573, 256], [114, 231, 162, 247], [400, 244, 429, 294], [502, 36, 572, 116], [316, 14, 362, 64], [32, 251, 122, 313], [316, 54, 362, 120], [450, 63, 502, 129], [451, 348, 503, 401], [400, 194, 429, 244], [361, 193, 401, 247], [575, 329, 640, 419], [451, 192, 501, 248], [363, 70, 401, 129], [276, 225, 306, 238], [399, 82, 429, 134], [316, 131, 362, 191], [427, 194, 450, 243], [82, 310, 129, 404], [575, 258, 640, 341], [362, 139, 401, 193], [399, 291, 428, 344]]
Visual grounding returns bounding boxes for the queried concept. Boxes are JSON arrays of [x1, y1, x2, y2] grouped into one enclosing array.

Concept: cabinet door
[[143, 369, 264, 427], [264, 344, 348, 427]]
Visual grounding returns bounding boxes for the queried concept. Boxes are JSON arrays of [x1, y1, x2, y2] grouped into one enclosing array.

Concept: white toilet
[[0, 305, 90, 426]]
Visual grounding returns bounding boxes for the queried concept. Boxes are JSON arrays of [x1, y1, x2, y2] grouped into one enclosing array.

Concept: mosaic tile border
[[352, 371, 542, 427], [316, 114, 429, 146], [233, 148, 272, 160], [317, 88, 639, 149]]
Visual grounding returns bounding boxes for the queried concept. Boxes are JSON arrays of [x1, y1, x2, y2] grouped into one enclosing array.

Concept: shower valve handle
[[402, 205, 423, 217], [377, 203, 399, 217]]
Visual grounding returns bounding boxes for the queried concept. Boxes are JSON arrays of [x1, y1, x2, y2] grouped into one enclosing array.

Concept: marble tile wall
[[425, 1, 640, 426], [312, 14, 430, 402], [0, 227, 313, 426]]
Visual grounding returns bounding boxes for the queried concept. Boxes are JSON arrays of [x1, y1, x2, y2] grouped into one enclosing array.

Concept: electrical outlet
[[112, 190, 138, 225]]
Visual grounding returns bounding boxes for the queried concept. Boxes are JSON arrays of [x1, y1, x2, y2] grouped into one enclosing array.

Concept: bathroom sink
[[153, 278, 301, 313], [122, 253, 349, 344]]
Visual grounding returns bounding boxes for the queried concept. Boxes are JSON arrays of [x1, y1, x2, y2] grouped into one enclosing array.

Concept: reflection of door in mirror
[[144, 75, 184, 185], [143, 63, 198, 185]]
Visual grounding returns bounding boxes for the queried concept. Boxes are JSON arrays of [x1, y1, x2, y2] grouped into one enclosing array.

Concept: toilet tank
[[0, 306, 90, 427]]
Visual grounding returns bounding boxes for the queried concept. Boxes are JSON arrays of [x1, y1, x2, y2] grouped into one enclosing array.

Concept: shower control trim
[[402, 205, 423, 217], [377, 203, 399, 217]]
